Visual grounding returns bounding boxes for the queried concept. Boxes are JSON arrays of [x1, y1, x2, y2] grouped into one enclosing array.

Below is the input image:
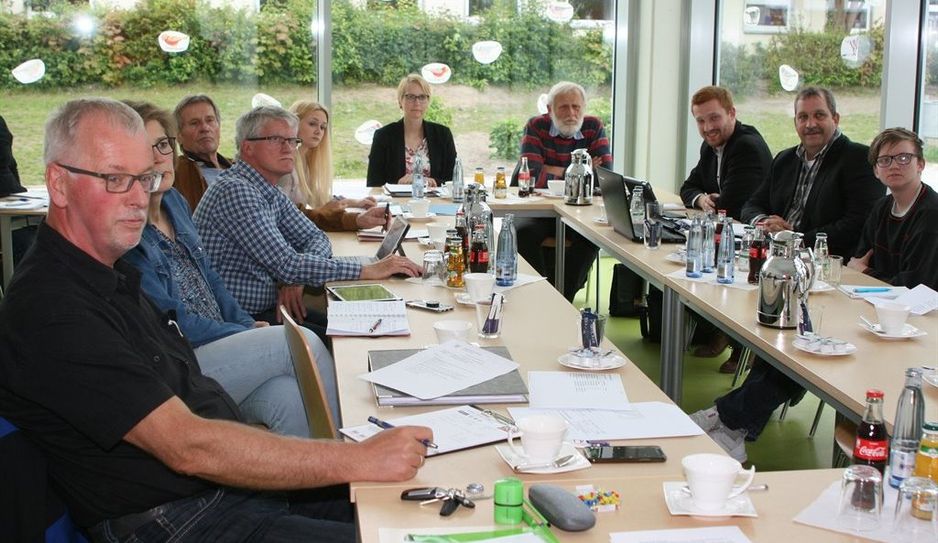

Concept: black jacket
[[680, 121, 772, 220], [0, 116, 26, 197], [366, 119, 457, 186], [741, 133, 884, 257]]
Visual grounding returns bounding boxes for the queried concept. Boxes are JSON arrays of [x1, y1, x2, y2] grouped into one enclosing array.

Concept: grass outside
[[4, 83, 931, 186]]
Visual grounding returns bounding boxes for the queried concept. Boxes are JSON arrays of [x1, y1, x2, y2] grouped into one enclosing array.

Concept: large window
[[718, 0, 887, 155], [332, 0, 616, 180], [921, 0, 938, 186]]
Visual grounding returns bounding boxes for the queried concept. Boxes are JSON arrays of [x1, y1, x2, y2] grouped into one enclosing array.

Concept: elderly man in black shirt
[[0, 98, 432, 541]]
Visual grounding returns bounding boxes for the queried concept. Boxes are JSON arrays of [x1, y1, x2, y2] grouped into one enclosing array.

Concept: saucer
[[662, 482, 757, 518], [792, 336, 856, 356], [811, 280, 834, 292], [922, 369, 938, 388], [592, 217, 609, 225], [494, 443, 590, 474], [858, 321, 927, 340], [558, 352, 626, 371], [664, 251, 686, 265], [538, 192, 565, 199], [403, 212, 437, 222]]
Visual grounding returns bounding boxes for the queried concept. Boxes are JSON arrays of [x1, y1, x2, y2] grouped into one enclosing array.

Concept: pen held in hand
[[367, 416, 438, 449]]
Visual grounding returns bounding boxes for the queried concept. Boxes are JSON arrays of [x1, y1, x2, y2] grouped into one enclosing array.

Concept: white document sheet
[[666, 269, 758, 291], [890, 284, 938, 315], [508, 402, 704, 441], [527, 371, 630, 410], [358, 340, 519, 400], [494, 273, 547, 293], [339, 405, 510, 456], [610, 526, 752, 543]]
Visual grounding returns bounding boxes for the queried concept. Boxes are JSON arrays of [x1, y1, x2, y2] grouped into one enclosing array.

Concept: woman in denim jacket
[[122, 101, 339, 436]]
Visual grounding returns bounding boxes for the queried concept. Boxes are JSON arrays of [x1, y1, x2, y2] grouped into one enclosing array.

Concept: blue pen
[[853, 287, 891, 293], [367, 416, 438, 449]]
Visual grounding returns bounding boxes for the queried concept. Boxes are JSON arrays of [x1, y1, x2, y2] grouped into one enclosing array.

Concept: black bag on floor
[[643, 286, 662, 342], [608, 264, 643, 317]]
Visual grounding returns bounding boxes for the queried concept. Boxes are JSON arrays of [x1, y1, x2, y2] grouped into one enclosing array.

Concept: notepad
[[325, 300, 410, 336]]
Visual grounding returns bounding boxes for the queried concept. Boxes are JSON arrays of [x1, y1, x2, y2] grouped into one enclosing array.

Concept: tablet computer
[[326, 284, 401, 302]]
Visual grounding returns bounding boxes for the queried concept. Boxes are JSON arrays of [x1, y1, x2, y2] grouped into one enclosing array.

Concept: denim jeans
[[89, 487, 355, 542], [194, 325, 341, 437], [714, 359, 804, 439]]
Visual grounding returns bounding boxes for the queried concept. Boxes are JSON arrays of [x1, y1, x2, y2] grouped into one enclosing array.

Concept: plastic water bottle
[[495, 214, 517, 286], [701, 212, 715, 273], [452, 157, 464, 203], [716, 216, 735, 284], [629, 186, 645, 224], [412, 155, 425, 199], [685, 215, 703, 278], [889, 367, 925, 488]]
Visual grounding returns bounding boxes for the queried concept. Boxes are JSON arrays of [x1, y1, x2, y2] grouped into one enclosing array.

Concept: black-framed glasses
[[875, 153, 916, 168], [152, 137, 176, 156], [403, 94, 430, 103], [245, 135, 303, 149], [56, 163, 163, 193]]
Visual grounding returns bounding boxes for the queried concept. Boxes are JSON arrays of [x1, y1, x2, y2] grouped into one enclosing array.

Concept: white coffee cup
[[875, 301, 911, 335], [433, 320, 472, 343], [682, 453, 755, 511], [507, 414, 568, 464], [427, 222, 448, 247], [408, 199, 430, 218], [547, 179, 566, 196], [463, 272, 496, 303]]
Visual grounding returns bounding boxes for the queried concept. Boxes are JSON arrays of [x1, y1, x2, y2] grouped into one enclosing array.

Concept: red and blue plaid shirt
[[520, 114, 612, 187]]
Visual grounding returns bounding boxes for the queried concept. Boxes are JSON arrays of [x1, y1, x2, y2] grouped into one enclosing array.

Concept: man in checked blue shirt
[[194, 106, 421, 338]]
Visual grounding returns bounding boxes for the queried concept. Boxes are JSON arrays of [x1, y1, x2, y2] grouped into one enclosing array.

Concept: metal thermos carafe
[[757, 230, 815, 329], [563, 149, 593, 206]]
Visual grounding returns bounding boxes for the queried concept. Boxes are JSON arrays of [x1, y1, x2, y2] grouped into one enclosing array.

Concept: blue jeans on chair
[[194, 325, 340, 437], [714, 359, 804, 439], [88, 487, 355, 542]]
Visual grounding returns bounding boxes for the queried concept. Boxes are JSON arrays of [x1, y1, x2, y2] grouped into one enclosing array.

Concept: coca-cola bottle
[[853, 389, 889, 475]]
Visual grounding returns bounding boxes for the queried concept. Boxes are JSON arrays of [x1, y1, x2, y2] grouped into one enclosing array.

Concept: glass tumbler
[[893, 477, 938, 542], [837, 464, 883, 533], [422, 250, 445, 285]]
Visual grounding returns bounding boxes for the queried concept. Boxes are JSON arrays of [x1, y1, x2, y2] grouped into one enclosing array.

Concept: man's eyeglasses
[[246, 135, 303, 149], [403, 94, 430, 103], [875, 153, 916, 168], [56, 163, 163, 193], [152, 137, 176, 156]]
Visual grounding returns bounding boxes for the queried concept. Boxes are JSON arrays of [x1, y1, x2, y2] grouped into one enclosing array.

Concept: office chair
[[279, 305, 339, 439]]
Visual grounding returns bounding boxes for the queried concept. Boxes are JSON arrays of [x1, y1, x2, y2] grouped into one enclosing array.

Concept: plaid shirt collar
[[795, 129, 841, 164]]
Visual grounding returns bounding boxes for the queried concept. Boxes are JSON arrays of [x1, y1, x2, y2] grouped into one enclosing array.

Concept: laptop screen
[[596, 166, 638, 241]]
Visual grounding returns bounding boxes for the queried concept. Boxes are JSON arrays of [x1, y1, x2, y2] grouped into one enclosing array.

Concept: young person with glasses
[[366, 73, 457, 187]]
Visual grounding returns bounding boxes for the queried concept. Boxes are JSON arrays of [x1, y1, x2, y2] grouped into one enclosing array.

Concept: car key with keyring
[[401, 487, 476, 516]]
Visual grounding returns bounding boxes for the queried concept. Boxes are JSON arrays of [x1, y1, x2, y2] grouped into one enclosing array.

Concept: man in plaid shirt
[[194, 106, 420, 336]]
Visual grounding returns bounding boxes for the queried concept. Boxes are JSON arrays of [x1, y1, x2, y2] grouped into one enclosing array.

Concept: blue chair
[[0, 416, 88, 543]]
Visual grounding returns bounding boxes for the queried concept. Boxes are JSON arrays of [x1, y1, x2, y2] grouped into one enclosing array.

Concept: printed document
[[610, 526, 752, 543], [527, 371, 630, 410], [359, 340, 519, 400], [508, 402, 704, 441]]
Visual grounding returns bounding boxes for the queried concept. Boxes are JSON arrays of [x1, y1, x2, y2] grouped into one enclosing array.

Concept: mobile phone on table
[[406, 300, 454, 313], [585, 445, 666, 463]]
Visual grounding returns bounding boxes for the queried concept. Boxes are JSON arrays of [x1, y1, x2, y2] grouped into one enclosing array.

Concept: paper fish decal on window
[[355, 120, 383, 145], [11, 59, 45, 84], [537, 93, 549, 115], [472, 41, 503, 65], [778, 64, 799, 92], [421, 63, 452, 84], [840, 35, 871, 69], [545, 1, 574, 24], [251, 93, 282, 109], [158, 31, 190, 53]]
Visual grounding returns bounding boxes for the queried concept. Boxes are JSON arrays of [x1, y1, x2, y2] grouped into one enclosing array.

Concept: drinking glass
[[893, 477, 938, 542], [837, 464, 883, 532], [422, 250, 445, 285], [827, 255, 843, 287], [578, 313, 608, 355], [643, 202, 662, 250], [475, 301, 502, 339]]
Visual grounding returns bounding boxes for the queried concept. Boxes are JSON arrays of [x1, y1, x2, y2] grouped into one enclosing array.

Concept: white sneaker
[[689, 406, 722, 433], [707, 425, 748, 463]]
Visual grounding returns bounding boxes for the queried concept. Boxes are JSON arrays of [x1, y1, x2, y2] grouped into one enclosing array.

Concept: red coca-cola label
[[854, 438, 888, 461]]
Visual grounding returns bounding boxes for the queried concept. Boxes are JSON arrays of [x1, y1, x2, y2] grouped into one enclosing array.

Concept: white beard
[[551, 113, 584, 138]]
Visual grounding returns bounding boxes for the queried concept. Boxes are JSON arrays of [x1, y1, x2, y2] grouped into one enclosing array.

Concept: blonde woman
[[284, 100, 386, 231], [366, 74, 457, 187]]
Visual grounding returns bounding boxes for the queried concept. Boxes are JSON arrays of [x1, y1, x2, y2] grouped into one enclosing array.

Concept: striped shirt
[[520, 114, 612, 187], [193, 160, 362, 314], [785, 131, 840, 230]]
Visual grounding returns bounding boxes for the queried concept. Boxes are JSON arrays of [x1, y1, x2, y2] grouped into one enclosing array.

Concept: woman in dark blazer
[[366, 74, 457, 187]]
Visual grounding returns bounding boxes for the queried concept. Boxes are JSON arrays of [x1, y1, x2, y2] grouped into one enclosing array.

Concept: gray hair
[[173, 94, 220, 128], [795, 86, 838, 116], [547, 81, 587, 109], [44, 98, 144, 165], [235, 106, 299, 149]]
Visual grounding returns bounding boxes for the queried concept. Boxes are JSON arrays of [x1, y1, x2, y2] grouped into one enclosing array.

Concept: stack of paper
[[326, 300, 410, 336]]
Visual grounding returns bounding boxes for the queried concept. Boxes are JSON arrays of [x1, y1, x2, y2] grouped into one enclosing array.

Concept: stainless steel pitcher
[[757, 231, 816, 329], [563, 149, 593, 206]]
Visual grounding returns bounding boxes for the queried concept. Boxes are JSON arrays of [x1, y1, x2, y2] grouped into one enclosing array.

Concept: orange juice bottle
[[911, 422, 938, 519], [474, 167, 485, 185]]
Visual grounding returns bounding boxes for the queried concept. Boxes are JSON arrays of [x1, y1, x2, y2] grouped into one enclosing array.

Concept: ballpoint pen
[[382, 203, 390, 233], [853, 287, 891, 293], [367, 416, 439, 449], [368, 318, 382, 334]]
